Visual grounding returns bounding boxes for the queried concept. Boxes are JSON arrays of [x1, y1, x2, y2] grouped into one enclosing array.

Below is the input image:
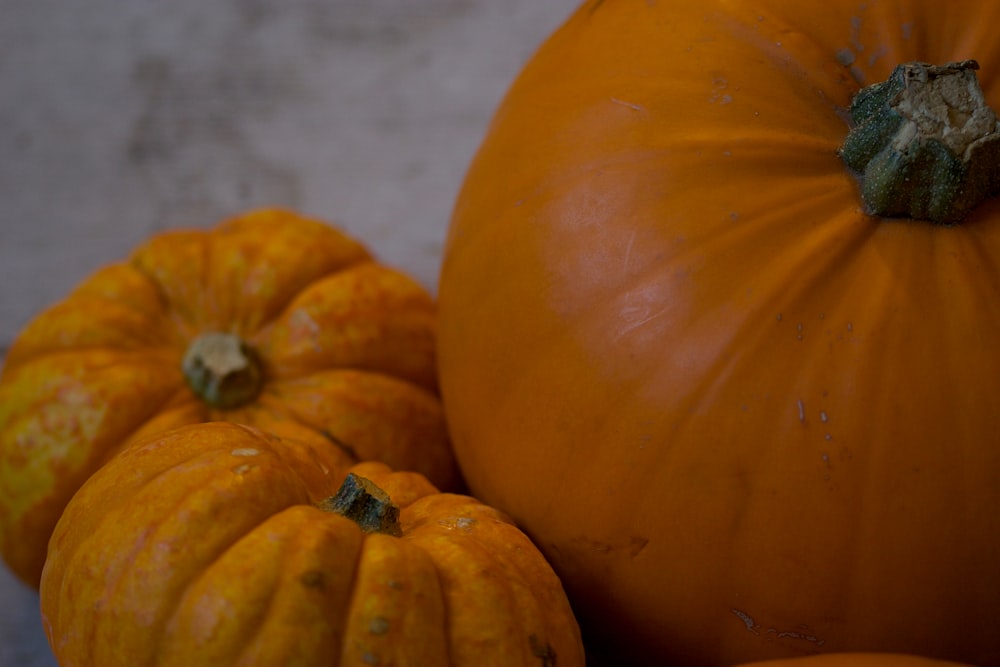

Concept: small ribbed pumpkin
[[39, 422, 584, 667], [1, 208, 459, 587]]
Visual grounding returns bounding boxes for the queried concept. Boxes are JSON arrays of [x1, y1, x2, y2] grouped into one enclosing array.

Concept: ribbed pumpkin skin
[[0, 208, 459, 587], [437, 2, 1000, 666], [40, 422, 584, 667]]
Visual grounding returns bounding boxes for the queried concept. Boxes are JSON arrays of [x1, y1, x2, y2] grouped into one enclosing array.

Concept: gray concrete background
[[0, 2, 578, 664]]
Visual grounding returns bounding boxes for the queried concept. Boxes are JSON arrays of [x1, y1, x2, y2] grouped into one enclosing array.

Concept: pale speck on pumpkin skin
[[732, 608, 759, 634], [733, 609, 827, 646], [710, 76, 732, 104], [622, 230, 636, 274], [231, 448, 259, 457], [769, 628, 826, 646], [289, 309, 323, 351], [610, 97, 644, 112], [439, 516, 477, 531], [291, 309, 321, 334]]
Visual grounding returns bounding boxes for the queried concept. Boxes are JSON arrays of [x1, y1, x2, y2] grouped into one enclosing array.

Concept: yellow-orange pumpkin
[[437, 2, 1000, 665], [40, 422, 584, 667], [1, 208, 459, 587]]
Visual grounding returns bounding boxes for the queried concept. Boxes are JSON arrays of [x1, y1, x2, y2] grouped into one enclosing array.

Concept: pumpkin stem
[[182, 332, 263, 410], [318, 473, 403, 537], [839, 60, 1000, 224]]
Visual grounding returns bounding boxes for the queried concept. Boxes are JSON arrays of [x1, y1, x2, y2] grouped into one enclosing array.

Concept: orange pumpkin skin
[[437, 1, 1000, 666], [0, 208, 460, 587], [39, 422, 584, 667]]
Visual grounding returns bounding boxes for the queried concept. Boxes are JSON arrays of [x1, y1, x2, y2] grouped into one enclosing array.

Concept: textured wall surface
[[0, 2, 577, 664]]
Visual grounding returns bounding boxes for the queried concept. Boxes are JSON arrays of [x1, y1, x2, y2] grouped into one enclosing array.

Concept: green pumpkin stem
[[182, 332, 263, 410], [839, 60, 1000, 224], [318, 473, 403, 537]]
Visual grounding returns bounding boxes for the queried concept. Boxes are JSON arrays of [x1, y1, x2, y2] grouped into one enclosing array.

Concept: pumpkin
[[733, 656, 977, 667], [0, 208, 460, 587], [39, 421, 584, 667], [437, 1, 1000, 666]]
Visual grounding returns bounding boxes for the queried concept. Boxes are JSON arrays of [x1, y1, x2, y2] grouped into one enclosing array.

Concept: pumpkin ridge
[[0, 294, 177, 370], [409, 535, 458, 665], [203, 212, 376, 338], [158, 505, 361, 664], [408, 525, 527, 662], [84, 452, 315, 663], [960, 226, 1000, 299], [245, 513, 354, 662], [710, 3, 862, 98], [125, 232, 208, 342], [92, 384, 199, 472], [402, 495, 569, 665], [260, 263, 439, 388], [338, 526, 451, 665], [240, 254, 374, 340], [306, 466, 456, 665], [665, 130, 842, 158], [566, 184, 875, 376], [208, 511, 308, 663], [264, 370, 458, 491], [861, 1, 920, 76]]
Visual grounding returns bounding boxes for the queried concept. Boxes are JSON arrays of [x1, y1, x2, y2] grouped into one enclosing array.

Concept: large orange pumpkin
[[0, 208, 460, 587], [437, 1, 1000, 666], [40, 422, 584, 667]]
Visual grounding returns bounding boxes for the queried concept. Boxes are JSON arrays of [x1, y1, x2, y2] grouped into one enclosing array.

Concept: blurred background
[[0, 1, 578, 664]]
